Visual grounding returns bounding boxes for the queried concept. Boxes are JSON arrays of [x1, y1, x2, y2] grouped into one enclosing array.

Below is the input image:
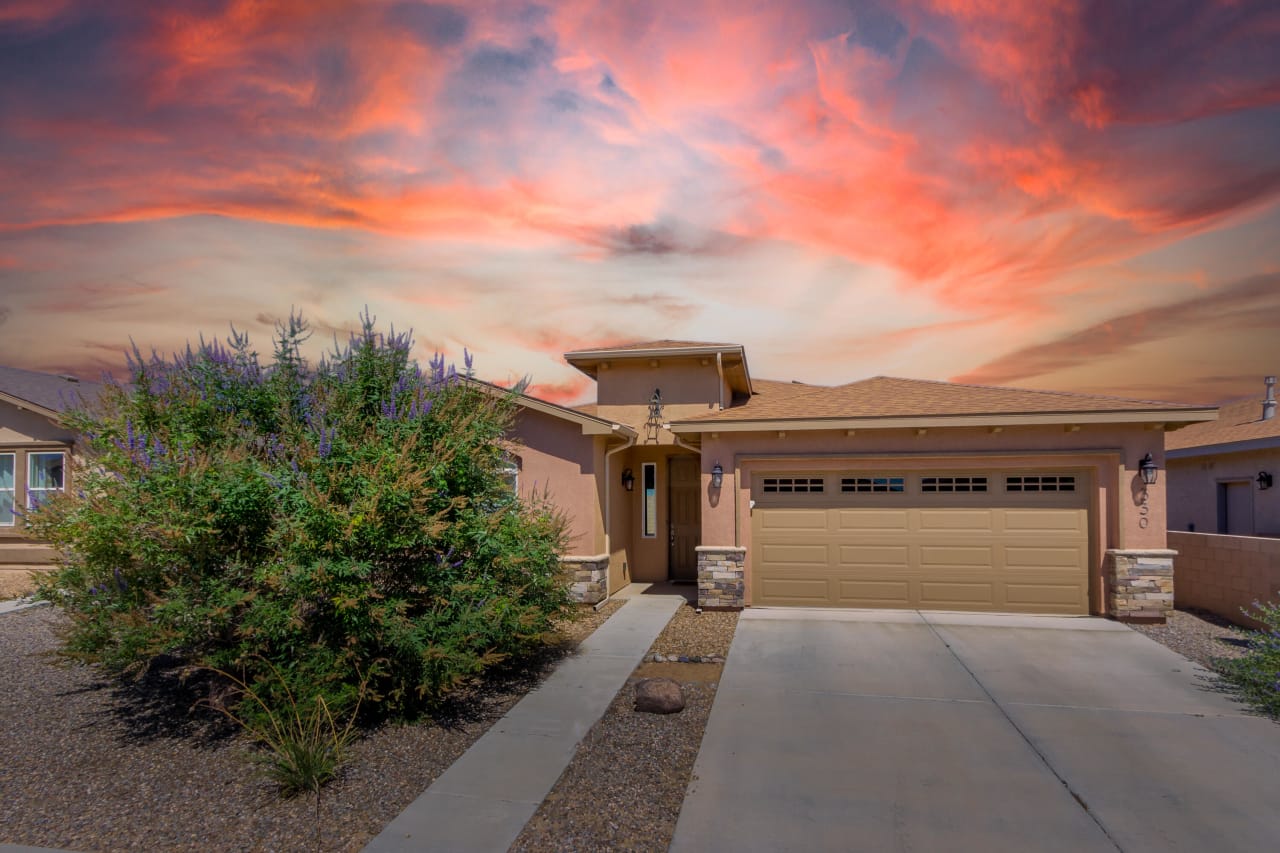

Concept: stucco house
[[507, 341, 1216, 623], [0, 365, 100, 596], [1166, 376, 1279, 537]]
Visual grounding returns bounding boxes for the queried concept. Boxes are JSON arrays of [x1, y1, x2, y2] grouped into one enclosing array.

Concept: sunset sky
[[1, 0, 1278, 405]]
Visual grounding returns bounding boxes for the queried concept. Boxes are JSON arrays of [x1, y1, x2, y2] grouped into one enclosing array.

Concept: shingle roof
[[674, 375, 1209, 424], [0, 365, 103, 415], [1166, 396, 1280, 451]]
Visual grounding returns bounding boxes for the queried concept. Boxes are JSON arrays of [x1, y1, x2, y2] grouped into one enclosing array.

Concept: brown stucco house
[[1163, 376, 1280, 629], [0, 365, 100, 596], [506, 340, 1217, 623], [1166, 376, 1279, 537]]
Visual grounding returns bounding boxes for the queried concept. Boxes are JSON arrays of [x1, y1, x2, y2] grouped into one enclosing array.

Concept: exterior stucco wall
[[508, 409, 603, 556], [697, 423, 1170, 612], [594, 361, 723, 442], [1167, 447, 1280, 537], [1170, 531, 1280, 629]]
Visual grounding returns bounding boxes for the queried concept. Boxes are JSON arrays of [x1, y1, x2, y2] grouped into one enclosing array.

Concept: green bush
[[1216, 598, 1280, 719], [31, 311, 573, 723]]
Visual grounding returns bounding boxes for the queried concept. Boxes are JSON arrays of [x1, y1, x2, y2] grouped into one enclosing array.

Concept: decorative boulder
[[635, 677, 685, 714]]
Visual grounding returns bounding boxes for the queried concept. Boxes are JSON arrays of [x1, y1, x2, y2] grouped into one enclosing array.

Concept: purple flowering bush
[[1217, 599, 1280, 718], [31, 311, 572, 720]]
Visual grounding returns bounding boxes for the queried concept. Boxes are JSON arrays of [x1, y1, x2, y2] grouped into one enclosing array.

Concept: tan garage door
[[751, 472, 1090, 614]]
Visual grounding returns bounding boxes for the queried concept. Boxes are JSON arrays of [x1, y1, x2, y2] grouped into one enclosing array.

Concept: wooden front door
[[669, 455, 701, 581]]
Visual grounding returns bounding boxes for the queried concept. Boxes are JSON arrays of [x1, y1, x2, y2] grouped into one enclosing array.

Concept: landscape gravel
[[510, 603, 739, 853], [0, 600, 621, 852], [1128, 607, 1255, 671]]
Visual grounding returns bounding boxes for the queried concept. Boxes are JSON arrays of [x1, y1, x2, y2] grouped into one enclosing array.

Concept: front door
[[669, 455, 701, 581]]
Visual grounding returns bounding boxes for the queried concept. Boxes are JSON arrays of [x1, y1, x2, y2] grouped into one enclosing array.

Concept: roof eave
[[669, 408, 1219, 434], [1167, 435, 1280, 459], [0, 390, 62, 422]]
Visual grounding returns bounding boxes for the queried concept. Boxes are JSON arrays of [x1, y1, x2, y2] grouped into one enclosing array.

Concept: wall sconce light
[[711, 461, 724, 489], [621, 468, 635, 492], [1139, 453, 1158, 486], [1259, 471, 1274, 490]]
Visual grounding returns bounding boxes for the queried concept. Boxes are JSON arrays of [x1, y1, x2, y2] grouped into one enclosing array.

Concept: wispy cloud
[[0, 0, 1277, 401]]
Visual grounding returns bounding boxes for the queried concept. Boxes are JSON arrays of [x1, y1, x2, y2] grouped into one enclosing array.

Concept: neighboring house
[[1165, 376, 1280, 629], [1166, 376, 1279, 536], [507, 340, 1215, 622], [0, 365, 100, 596]]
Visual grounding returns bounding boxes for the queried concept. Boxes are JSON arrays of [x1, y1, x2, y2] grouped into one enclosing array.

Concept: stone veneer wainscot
[[1104, 548, 1175, 623], [562, 554, 609, 604], [696, 545, 746, 610]]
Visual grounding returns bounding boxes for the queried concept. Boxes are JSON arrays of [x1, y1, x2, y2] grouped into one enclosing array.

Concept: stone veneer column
[[561, 554, 609, 604], [1104, 548, 1175, 623], [696, 546, 746, 610]]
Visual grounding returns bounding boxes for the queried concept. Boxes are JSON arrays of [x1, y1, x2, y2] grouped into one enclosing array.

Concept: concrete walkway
[[364, 593, 682, 853], [673, 608, 1280, 852]]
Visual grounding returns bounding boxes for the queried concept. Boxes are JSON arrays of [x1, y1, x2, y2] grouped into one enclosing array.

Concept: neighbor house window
[[642, 462, 657, 538], [27, 452, 65, 509], [842, 476, 905, 493], [0, 454, 14, 526]]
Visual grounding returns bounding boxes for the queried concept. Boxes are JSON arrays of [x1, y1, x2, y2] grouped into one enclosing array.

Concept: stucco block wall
[[1167, 449, 1280, 537], [1169, 531, 1280, 630]]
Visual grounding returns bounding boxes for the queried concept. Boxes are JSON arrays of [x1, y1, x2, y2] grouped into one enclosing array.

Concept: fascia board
[[0, 391, 62, 422], [669, 408, 1219, 433], [1167, 436, 1280, 459]]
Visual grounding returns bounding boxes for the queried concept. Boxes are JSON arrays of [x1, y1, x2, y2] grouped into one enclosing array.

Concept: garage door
[[751, 471, 1090, 614]]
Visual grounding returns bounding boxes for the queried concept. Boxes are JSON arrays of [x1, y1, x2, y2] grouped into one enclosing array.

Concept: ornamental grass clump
[[1216, 597, 1280, 719], [31, 310, 573, 735]]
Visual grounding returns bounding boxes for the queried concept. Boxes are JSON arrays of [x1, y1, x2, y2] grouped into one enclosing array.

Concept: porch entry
[[669, 455, 701, 581]]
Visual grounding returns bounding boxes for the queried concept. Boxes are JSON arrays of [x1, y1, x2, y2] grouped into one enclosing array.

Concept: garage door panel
[[1005, 583, 1085, 605], [919, 545, 995, 569], [836, 509, 909, 531], [919, 582, 996, 606], [1004, 508, 1087, 533], [837, 544, 910, 567], [835, 580, 911, 606], [917, 509, 995, 531], [759, 509, 830, 532], [752, 470, 1090, 614], [760, 543, 830, 566], [1004, 546, 1086, 570], [758, 578, 830, 604]]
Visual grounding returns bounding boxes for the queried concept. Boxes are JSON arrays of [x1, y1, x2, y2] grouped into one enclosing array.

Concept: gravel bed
[[1128, 608, 1255, 672], [0, 600, 622, 852], [511, 603, 739, 852]]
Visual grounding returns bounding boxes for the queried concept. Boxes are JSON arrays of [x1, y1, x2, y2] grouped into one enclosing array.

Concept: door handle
[[669, 522, 676, 546]]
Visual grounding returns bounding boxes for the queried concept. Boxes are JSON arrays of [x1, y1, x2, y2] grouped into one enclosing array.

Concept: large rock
[[634, 677, 685, 714]]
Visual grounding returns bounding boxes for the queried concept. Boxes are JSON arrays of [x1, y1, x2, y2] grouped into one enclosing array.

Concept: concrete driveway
[[671, 609, 1280, 852]]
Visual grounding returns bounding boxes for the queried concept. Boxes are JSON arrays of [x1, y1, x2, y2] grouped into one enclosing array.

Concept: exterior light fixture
[[1259, 471, 1274, 491], [1139, 453, 1158, 486], [621, 468, 635, 492], [711, 462, 724, 489]]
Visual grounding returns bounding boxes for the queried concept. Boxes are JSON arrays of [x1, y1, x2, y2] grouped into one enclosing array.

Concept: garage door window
[[1006, 475, 1075, 492], [921, 475, 987, 493], [841, 476, 905, 493], [762, 477, 824, 493]]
